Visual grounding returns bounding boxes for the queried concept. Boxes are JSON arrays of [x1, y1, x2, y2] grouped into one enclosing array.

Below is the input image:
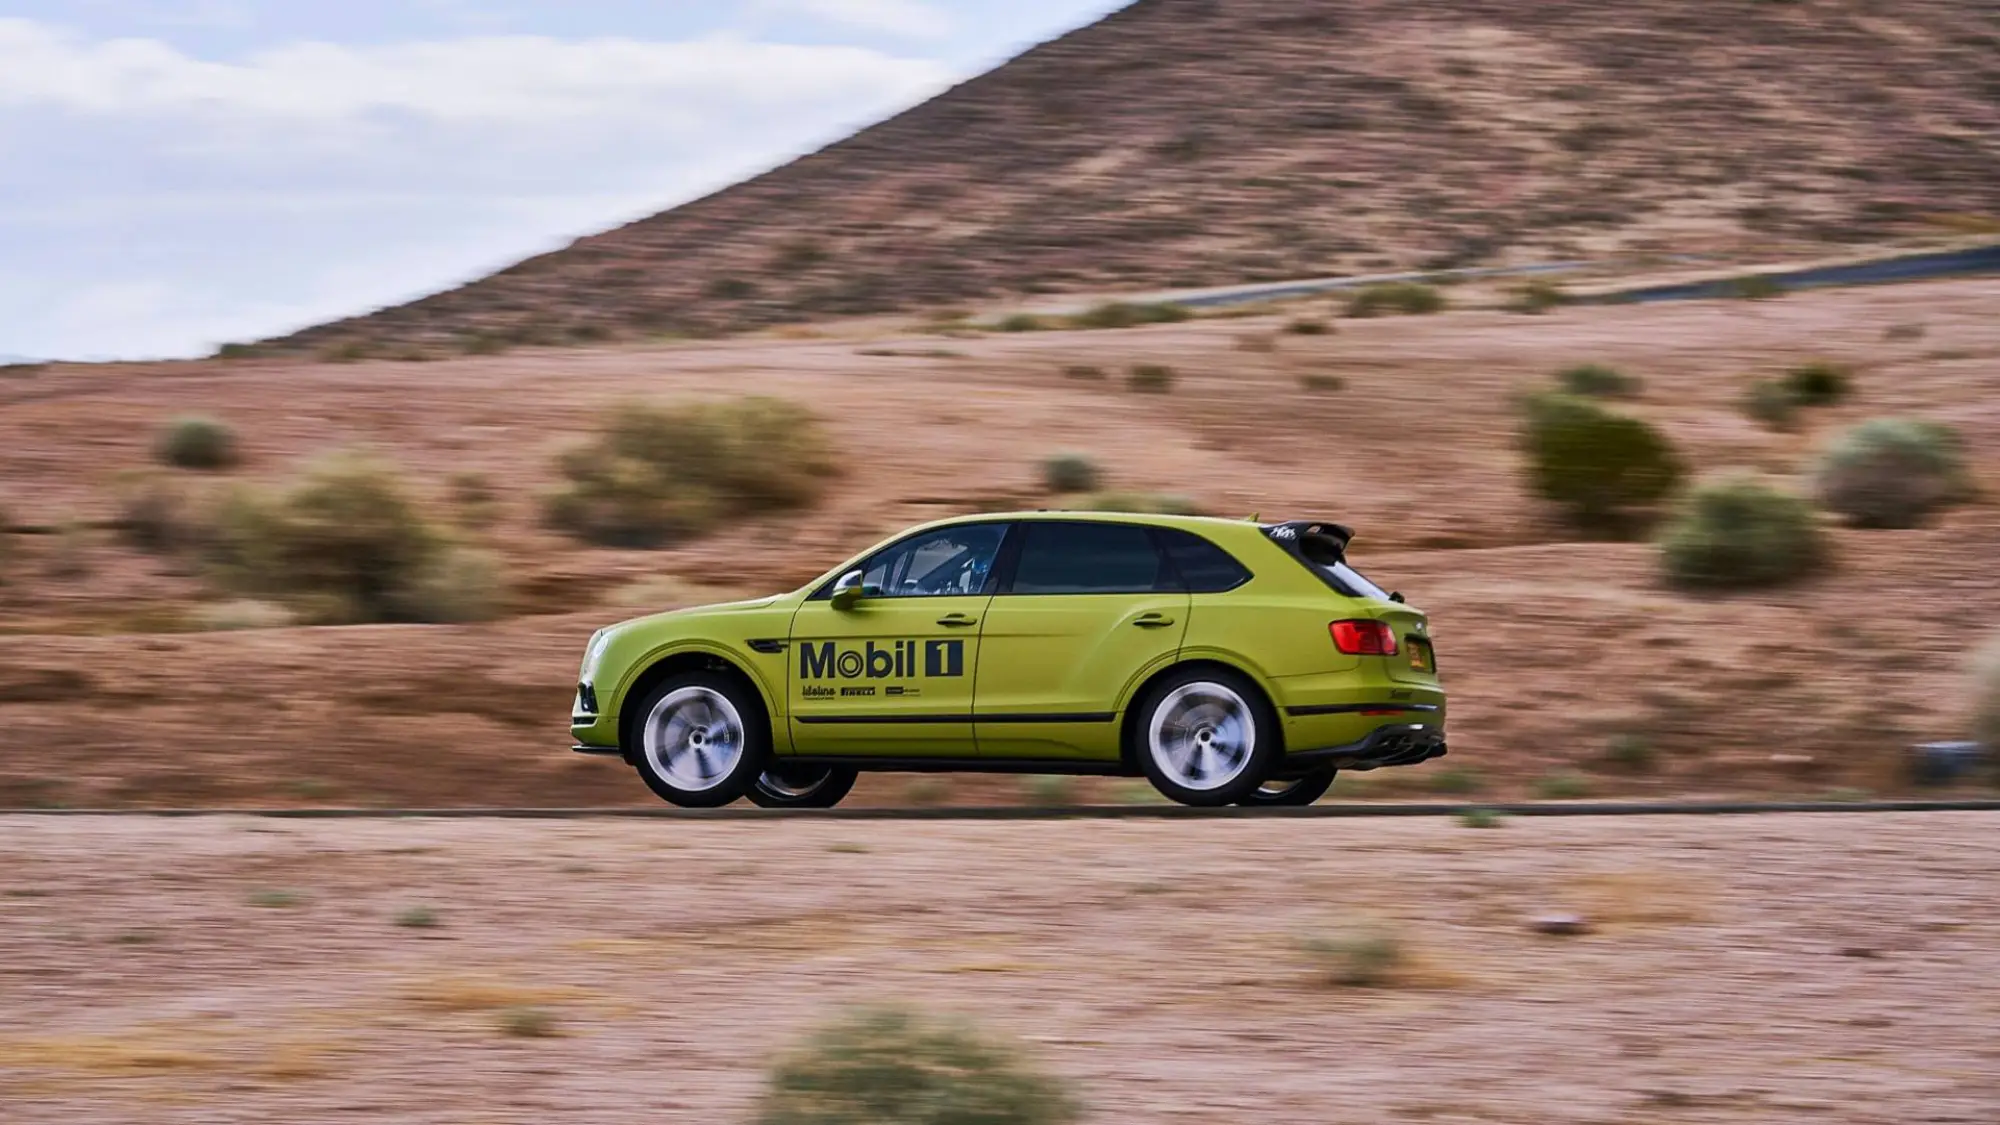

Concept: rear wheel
[[628, 673, 769, 808], [1238, 767, 1336, 807], [748, 763, 858, 809], [1132, 667, 1282, 807]]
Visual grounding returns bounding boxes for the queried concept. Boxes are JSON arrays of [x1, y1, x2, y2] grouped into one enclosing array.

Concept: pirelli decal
[[798, 639, 964, 681]]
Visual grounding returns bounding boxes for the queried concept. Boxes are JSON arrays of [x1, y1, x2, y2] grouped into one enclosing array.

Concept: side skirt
[[779, 756, 1137, 777]]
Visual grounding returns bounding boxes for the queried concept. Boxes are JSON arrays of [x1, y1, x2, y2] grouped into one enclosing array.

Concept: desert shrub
[[1077, 492, 1201, 516], [1972, 635, 2000, 750], [1742, 379, 1798, 430], [998, 314, 1047, 332], [771, 239, 830, 273], [1519, 394, 1685, 534], [1126, 364, 1176, 393], [704, 277, 760, 300], [115, 474, 203, 554], [448, 471, 500, 530], [1883, 322, 1927, 343], [1299, 373, 1346, 392], [1070, 302, 1192, 330], [1040, 454, 1101, 494], [209, 454, 500, 624], [1344, 282, 1445, 318], [1729, 275, 1786, 299], [461, 333, 511, 356], [1302, 928, 1404, 987], [1459, 808, 1506, 829], [1426, 767, 1485, 795], [1813, 418, 1971, 528], [192, 600, 294, 632], [1784, 361, 1852, 406], [1060, 364, 1104, 380], [321, 341, 371, 364], [44, 523, 95, 580], [214, 342, 261, 360], [1285, 318, 1333, 336], [1510, 279, 1570, 314], [1024, 775, 1077, 806], [545, 397, 833, 548], [1658, 474, 1828, 590], [1557, 363, 1642, 398], [1535, 771, 1591, 799], [1603, 733, 1656, 773], [756, 1007, 1078, 1125], [155, 416, 240, 471], [498, 1007, 559, 1039]]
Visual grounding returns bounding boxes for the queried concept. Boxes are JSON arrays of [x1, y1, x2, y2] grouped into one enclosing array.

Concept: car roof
[[909, 510, 1323, 535]]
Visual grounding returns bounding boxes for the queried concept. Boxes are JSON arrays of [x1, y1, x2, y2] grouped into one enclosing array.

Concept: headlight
[[580, 629, 612, 680]]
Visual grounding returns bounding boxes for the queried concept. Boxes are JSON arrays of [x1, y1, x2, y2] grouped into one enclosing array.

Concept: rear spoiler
[[1261, 521, 1355, 564]]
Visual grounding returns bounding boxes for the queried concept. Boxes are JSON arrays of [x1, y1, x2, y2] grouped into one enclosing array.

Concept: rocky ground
[[1, 812, 1996, 1123]]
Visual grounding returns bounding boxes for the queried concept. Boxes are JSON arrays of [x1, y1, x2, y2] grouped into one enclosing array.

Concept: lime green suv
[[571, 513, 1445, 808]]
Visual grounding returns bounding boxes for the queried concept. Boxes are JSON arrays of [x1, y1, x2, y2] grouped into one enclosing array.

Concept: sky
[[0, 0, 1129, 361]]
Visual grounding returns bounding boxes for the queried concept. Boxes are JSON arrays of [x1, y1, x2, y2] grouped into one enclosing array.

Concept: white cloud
[[0, 18, 953, 124], [768, 0, 953, 40]]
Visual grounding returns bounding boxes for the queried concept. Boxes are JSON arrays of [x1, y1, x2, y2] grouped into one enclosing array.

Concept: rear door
[[972, 521, 1189, 761]]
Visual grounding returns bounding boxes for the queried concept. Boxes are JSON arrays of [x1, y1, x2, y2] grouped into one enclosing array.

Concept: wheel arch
[[1117, 657, 1286, 773], [616, 648, 780, 758]]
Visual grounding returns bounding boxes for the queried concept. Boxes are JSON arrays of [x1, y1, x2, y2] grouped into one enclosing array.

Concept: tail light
[[1330, 619, 1400, 656]]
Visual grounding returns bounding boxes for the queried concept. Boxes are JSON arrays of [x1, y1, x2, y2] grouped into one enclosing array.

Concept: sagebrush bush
[[1784, 361, 1852, 406], [209, 454, 500, 624], [1041, 454, 1101, 494], [1299, 373, 1345, 392], [1302, 928, 1404, 987], [1285, 318, 1333, 335], [998, 314, 1047, 332], [1060, 364, 1104, 380], [1511, 279, 1570, 314], [116, 474, 202, 554], [1742, 379, 1798, 430], [1658, 475, 1828, 590], [1344, 282, 1445, 318], [1126, 364, 1175, 393], [1813, 418, 1970, 529], [755, 1007, 1079, 1125], [1557, 364, 1641, 398], [156, 416, 240, 470], [1078, 492, 1201, 516], [1070, 302, 1192, 330], [545, 397, 833, 548], [1972, 635, 2000, 750], [1520, 394, 1685, 534]]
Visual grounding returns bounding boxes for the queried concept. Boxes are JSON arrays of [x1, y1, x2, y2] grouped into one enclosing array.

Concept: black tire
[[1238, 767, 1337, 807], [626, 672, 770, 808], [1130, 666, 1283, 807], [747, 763, 859, 809]]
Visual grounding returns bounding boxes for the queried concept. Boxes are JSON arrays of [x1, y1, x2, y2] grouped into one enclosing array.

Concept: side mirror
[[830, 570, 873, 611]]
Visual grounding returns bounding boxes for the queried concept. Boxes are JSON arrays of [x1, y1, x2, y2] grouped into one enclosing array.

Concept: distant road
[[1006, 240, 2000, 319]]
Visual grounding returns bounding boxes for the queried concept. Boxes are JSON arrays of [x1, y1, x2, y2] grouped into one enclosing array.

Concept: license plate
[[1409, 641, 1433, 672]]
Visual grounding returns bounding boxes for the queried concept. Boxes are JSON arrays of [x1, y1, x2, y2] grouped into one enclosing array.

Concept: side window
[[1008, 522, 1170, 595], [1157, 528, 1253, 593], [857, 524, 1007, 598]]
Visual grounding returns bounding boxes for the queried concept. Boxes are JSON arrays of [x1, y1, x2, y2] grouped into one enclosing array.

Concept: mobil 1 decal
[[798, 639, 964, 682]]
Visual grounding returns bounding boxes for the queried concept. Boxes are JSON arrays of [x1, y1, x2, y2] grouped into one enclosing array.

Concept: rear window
[[1266, 524, 1394, 601], [1155, 528, 1252, 593]]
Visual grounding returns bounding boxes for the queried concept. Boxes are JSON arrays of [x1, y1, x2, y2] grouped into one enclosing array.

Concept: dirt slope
[[4, 813, 1997, 1122], [0, 278, 1996, 808], [265, 0, 2000, 355]]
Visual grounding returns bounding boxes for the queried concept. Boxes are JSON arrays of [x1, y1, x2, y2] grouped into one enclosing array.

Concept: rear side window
[[1155, 528, 1252, 593], [1008, 522, 1171, 594]]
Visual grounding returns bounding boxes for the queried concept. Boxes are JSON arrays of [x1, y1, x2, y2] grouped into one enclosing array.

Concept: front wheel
[[1238, 767, 1336, 807], [628, 673, 769, 808], [1132, 668, 1282, 807], [747, 763, 858, 809]]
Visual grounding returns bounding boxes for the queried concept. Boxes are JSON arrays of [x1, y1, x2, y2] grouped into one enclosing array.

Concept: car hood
[[610, 595, 784, 633]]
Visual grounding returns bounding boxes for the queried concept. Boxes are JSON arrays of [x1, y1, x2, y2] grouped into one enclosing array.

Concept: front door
[[787, 522, 1010, 756], [974, 521, 1189, 760]]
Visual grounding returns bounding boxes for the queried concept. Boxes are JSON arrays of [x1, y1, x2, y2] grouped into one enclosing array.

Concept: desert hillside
[[1, 277, 1996, 808], [261, 0, 2000, 356]]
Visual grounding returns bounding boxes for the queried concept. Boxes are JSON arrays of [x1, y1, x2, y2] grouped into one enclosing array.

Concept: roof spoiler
[[1263, 520, 1355, 562]]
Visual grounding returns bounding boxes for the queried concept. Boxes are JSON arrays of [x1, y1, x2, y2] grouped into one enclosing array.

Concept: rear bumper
[[1288, 722, 1447, 770]]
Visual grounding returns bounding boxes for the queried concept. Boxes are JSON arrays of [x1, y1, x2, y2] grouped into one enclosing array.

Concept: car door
[[787, 522, 1010, 757], [972, 520, 1190, 761]]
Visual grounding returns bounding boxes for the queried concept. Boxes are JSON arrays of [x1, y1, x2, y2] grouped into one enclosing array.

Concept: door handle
[[937, 614, 979, 627], [1133, 614, 1176, 628]]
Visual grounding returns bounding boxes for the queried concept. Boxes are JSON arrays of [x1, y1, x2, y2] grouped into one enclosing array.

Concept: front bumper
[[1288, 722, 1447, 771]]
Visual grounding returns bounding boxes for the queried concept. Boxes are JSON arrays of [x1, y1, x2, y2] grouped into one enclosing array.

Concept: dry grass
[[403, 975, 577, 1013], [1562, 872, 1712, 927], [0, 1034, 221, 1074]]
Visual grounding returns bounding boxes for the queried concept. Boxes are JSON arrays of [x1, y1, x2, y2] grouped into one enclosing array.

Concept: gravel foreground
[[2, 813, 1996, 1123]]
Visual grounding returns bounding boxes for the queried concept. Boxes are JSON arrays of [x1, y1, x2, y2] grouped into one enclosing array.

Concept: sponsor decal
[[799, 639, 964, 681], [802, 685, 836, 700], [839, 686, 877, 698]]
